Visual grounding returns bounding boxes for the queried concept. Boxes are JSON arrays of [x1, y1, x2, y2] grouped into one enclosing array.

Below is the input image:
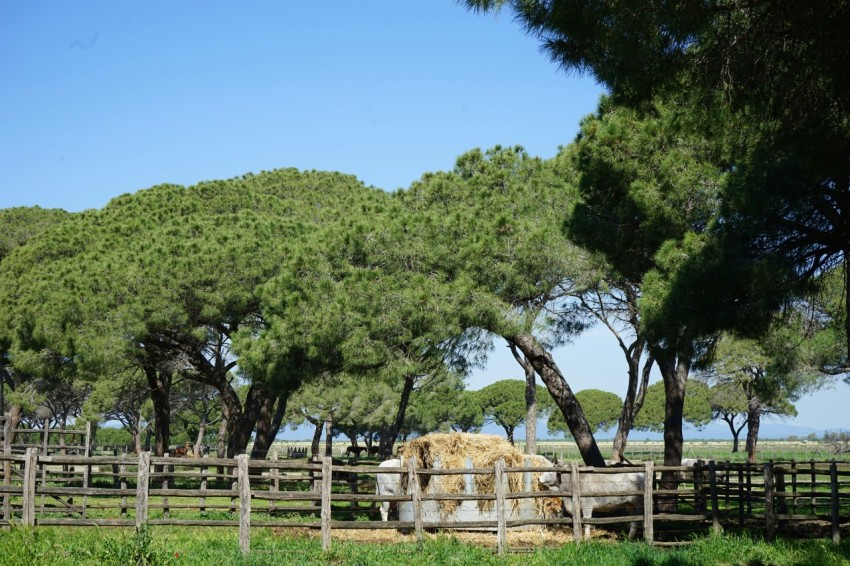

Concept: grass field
[[0, 525, 848, 565]]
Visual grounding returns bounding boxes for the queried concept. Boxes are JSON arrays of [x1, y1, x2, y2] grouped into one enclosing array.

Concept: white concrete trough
[[397, 456, 551, 530]]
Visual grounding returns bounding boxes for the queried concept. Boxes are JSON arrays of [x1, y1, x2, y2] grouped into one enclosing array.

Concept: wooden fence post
[[120, 461, 128, 517], [41, 426, 48, 516], [737, 464, 745, 527], [774, 460, 787, 516], [199, 461, 208, 513], [692, 460, 705, 513], [763, 462, 775, 541], [830, 461, 840, 545], [237, 455, 251, 555], [39, 442, 48, 512], [84, 421, 92, 458], [643, 461, 654, 544], [162, 454, 170, 520], [21, 448, 37, 526], [135, 452, 150, 528], [3, 414, 11, 522], [230, 463, 238, 515], [494, 459, 507, 555], [708, 460, 721, 534], [790, 459, 798, 514], [810, 459, 817, 516], [407, 456, 423, 542], [111, 448, 120, 489], [269, 450, 278, 516], [321, 456, 332, 552], [570, 462, 582, 543], [82, 421, 91, 518]]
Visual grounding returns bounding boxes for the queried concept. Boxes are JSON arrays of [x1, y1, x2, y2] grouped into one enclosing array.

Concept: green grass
[[0, 527, 848, 566]]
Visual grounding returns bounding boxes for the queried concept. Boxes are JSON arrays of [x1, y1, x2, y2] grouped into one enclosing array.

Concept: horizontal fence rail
[[0, 451, 847, 555]]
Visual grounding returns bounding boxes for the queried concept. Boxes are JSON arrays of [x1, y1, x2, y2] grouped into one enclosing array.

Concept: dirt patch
[[275, 525, 626, 547], [293, 526, 574, 547]]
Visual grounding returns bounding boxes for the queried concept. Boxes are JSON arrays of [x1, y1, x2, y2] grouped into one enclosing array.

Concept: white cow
[[376, 458, 403, 521], [540, 466, 645, 539]]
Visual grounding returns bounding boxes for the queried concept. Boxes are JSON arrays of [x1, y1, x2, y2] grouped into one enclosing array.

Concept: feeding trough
[[393, 432, 560, 530]]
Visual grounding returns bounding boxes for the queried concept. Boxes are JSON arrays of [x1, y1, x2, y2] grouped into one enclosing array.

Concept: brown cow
[[171, 442, 194, 458]]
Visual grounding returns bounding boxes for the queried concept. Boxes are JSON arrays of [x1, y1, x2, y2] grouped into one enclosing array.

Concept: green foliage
[[548, 389, 622, 438], [633, 381, 712, 433], [99, 525, 162, 566], [95, 426, 132, 448], [806, 267, 849, 380], [467, 0, 850, 362], [476, 379, 552, 442], [694, 324, 830, 456], [702, 324, 829, 418], [244, 194, 469, 397], [0, 169, 386, 380], [403, 376, 483, 436], [0, 206, 71, 265], [0, 525, 52, 566], [0, 169, 391, 457], [564, 98, 725, 347], [476, 379, 526, 438], [399, 145, 599, 342]]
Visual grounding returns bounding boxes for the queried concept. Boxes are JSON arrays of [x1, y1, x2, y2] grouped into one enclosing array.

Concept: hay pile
[[398, 432, 560, 517]]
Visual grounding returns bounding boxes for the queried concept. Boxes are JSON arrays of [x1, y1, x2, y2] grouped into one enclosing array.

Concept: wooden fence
[[1, 417, 91, 457], [0, 451, 847, 555]]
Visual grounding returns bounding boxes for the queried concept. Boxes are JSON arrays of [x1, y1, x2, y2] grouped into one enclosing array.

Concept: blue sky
[[2, 1, 846, 436]]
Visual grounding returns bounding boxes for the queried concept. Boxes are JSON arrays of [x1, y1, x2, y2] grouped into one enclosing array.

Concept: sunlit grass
[[0, 526, 848, 566]]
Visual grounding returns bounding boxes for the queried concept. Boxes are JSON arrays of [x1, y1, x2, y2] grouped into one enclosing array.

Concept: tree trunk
[[193, 421, 206, 455], [227, 382, 278, 457], [655, 350, 690, 467], [143, 426, 153, 452], [133, 432, 143, 455], [844, 255, 849, 364], [655, 348, 690, 512], [378, 373, 415, 459], [723, 414, 747, 453], [2, 367, 24, 445], [180, 341, 245, 457], [250, 393, 289, 460], [222, 385, 247, 457], [344, 428, 359, 448], [511, 332, 606, 467], [143, 365, 171, 457], [324, 418, 333, 457], [6, 404, 21, 446], [216, 409, 228, 459], [309, 419, 322, 458], [509, 342, 537, 455], [611, 347, 652, 463], [746, 402, 761, 464], [248, 393, 275, 459], [59, 419, 67, 453]]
